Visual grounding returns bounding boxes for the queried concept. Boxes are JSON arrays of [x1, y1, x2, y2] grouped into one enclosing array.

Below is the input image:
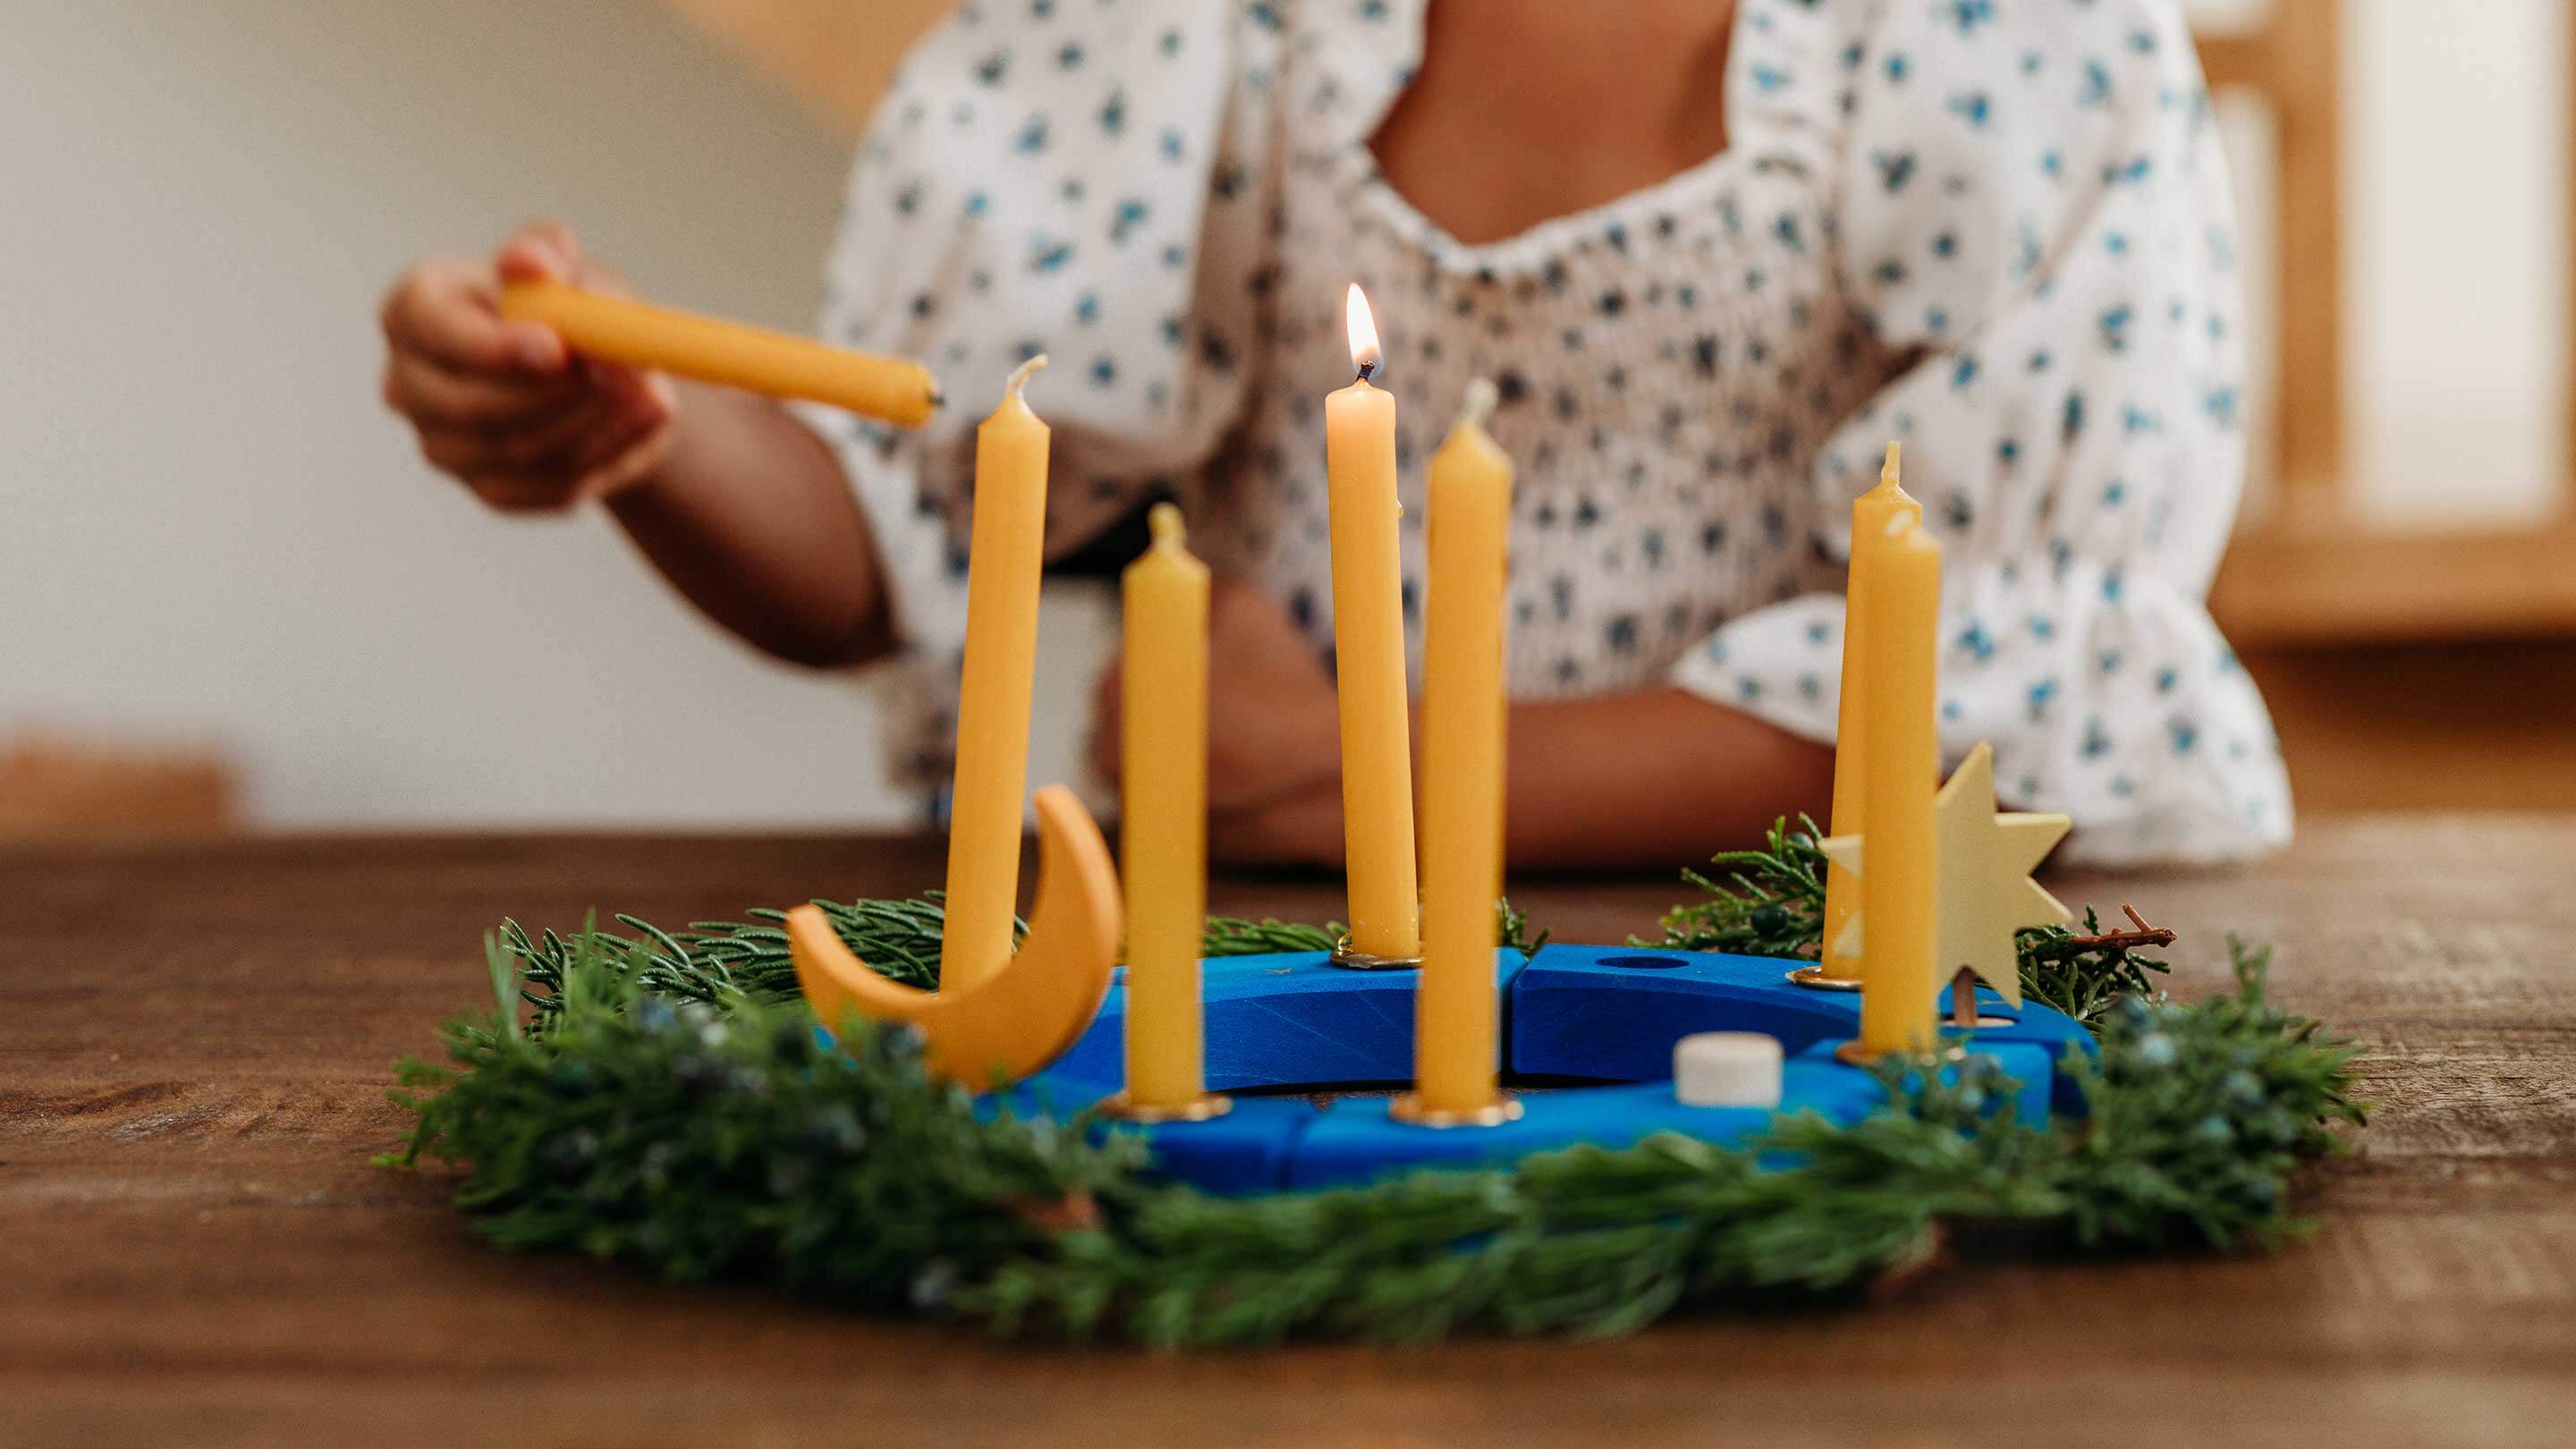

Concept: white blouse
[[800, 0, 2292, 865]]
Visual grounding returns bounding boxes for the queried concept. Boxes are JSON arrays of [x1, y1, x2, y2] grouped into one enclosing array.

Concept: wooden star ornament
[[1818, 742, 2072, 1009]]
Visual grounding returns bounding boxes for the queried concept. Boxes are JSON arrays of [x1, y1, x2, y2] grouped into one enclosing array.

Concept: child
[[380, 0, 2287, 869]]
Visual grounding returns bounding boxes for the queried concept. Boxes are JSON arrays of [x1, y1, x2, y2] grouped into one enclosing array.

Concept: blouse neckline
[[1325, 0, 1818, 275]]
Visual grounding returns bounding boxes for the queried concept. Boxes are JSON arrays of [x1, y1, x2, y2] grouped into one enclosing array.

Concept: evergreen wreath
[[385, 823, 2364, 1348]]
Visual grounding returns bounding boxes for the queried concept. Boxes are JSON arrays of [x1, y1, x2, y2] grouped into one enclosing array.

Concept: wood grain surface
[[5, 819, 2572, 1447]]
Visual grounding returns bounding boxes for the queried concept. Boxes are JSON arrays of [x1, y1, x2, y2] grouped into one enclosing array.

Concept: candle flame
[[1345, 283, 1381, 380]]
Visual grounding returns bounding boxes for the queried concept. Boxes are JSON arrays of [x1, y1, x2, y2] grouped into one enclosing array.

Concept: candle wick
[[1459, 377, 1499, 430], [1354, 358, 1379, 384], [1881, 440, 1902, 485], [928, 378, 946, 409], [1005, 353, 1049, 400], [1147, 500, 1185, 548]]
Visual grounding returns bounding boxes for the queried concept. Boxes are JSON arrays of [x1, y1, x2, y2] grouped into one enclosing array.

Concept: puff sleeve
[[1672, 0, 2292, 863], [794, 0, 1283, 784]]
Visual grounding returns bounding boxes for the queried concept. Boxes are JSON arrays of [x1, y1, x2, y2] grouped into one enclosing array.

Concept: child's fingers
[[470, 386, 669, 495], [567, 420, 675, 506], [494, 219, 581, 283], [497, 223, 639, 303], [464, 477, 587, 515], [415, 386, 646, 482], [430, 402, 611, 474], [380, 352, 579, 430], [588, 360, 676, 424], [546, 369, 674, 479], [556, 393, 669, 481], [381, 260, 562, 374]]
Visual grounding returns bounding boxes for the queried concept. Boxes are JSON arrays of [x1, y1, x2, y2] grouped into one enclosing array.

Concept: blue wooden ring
[[1001, 944, 2094, 1195]]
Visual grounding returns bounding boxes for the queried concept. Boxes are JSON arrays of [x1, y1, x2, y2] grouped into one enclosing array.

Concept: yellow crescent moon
[[784, 784, 1123, 1088]]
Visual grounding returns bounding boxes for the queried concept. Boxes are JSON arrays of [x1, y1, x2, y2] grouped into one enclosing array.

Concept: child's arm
[[605, 378, 892, 666], [1496, 691, 1833, 870], [1200, 691, 1831, 873], [1090, 581, 1832, 871], [381, 225, 894, 666]]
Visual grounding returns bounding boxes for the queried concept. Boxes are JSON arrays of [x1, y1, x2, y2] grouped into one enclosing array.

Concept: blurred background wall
[[4, 0, 2571, 836], [4, 0, 1015, 834]]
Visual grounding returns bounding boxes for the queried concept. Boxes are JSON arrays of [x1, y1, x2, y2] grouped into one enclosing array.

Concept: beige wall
[[3, 0, 1127, 829], [0, 0, 909, 825], [2337, 0, 2567, 526]]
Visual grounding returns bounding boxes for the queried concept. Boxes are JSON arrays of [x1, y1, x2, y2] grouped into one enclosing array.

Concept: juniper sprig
[[389, 926, 1139, 1306], [1647, 818, 2173, 1026], [504, 899, 1556, 1038], [1647, 815, 1832, 961]]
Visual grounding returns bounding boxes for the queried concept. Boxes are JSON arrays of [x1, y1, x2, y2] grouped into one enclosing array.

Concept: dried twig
[[2025, 903, 2176, 962]]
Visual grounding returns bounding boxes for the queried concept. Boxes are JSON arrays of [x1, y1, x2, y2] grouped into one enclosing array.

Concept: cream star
[[1817, 742, 2072, 1009], [1818, 834, 1868, 960]]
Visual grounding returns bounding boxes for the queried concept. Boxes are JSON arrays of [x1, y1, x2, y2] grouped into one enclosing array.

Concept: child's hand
[[1091, 576, 1343, 850], [378, 222, 677, 512]]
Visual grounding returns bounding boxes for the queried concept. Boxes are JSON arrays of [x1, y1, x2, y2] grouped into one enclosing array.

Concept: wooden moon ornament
[[785, 784, 1123, 1088]]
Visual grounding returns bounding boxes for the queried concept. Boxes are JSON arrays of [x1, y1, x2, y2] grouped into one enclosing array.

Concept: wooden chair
[[2199, 1, 2576, 642], [2192, 2, 2576, 810]]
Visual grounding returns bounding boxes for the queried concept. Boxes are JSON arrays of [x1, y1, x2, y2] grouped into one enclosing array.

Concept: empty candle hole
[[1598, 954, 1688, 970]]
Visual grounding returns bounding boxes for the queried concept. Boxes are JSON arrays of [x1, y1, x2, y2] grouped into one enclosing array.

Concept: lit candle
[[1117, 504, 1224, 1117], [499, 280, 940, 428], [1854, 510, 1944, 1055], [1821, 444, 1923, 983], [1323, 284, 1420, 962], [1402, 380, 1514, 1124], [940, 356, 1051, 995]]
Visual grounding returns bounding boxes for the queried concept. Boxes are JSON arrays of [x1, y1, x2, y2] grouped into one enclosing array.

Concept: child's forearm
[[1214, 687, 1834, 872], [1499, 689, 1834, 870], [607, 383, 894, 667]]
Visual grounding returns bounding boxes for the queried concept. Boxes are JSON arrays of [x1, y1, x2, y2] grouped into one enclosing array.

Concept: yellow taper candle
[[1323, 284, 1421, 962], [1821, 444, 1923, 982], [499, 280, 940, 428], [940, 356, 1052, 995], [1399, 379, 1517, 1125], [1116, 504, 1226, 1118], [1854, 510, 1945, 1055]]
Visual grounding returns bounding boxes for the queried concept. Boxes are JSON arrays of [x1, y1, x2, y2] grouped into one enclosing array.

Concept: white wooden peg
[[1674, 1032, 1784, 1108]]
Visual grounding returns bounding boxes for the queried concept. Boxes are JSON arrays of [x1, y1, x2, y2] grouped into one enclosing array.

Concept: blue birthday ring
[[1003, 945, 2095, 1195]]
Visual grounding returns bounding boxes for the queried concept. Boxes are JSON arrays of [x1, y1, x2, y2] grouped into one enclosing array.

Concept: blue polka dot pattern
[[800, 0, 2291, 866]]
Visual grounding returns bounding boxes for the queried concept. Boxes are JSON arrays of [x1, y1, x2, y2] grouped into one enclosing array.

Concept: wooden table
[[7, 819, 2573, 1447]]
